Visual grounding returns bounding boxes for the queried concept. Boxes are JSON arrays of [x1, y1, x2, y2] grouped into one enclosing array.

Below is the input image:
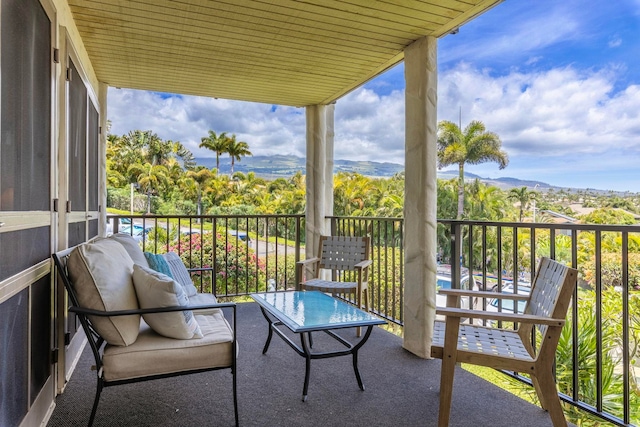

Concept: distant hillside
[[194, 155, 609, 192], [195, 155, 405, 179]]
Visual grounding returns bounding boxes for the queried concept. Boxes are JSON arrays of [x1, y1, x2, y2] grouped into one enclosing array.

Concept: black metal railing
[[107, 214, 303, 297], [107, 213, 640, 426], [329, 216, 640, 426], [328, 216, 404, 324], [436, 219, 640, 427]]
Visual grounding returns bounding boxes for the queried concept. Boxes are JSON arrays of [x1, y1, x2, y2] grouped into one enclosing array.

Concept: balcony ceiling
[[68, 0, 502, 107]]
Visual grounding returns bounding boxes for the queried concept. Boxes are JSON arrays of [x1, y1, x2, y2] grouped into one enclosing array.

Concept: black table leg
[[254, 303, 380, 402], [301, 332, 312, 401], [353, 350, 364, 390], [351, 325, 374, 391], [258, 306, 274, 354]]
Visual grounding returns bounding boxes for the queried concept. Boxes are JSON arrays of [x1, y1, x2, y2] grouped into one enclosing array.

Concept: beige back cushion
[[67, 239, 140, 346], [107, 233, 149, 268]]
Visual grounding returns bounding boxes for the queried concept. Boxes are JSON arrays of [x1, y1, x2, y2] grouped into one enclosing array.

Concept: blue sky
[[108, 0, 640, 192]]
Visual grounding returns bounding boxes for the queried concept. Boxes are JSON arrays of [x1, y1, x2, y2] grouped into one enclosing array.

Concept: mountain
[[195, 155, 405, 179], [194, 155, 561, 190]]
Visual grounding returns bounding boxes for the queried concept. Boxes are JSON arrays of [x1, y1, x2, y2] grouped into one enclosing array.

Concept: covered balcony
[[47, 213, 640, 426], [1, 1, 636, 427]]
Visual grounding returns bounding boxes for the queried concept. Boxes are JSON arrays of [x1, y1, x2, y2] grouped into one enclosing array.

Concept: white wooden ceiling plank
[[90, 60, 351, 92], [71, 0, 415, 51], [103, 70, 336, 99], [379, 0, 477, 15], [70, 14, 403, 69], [72, 19, 392, 66], [212, 0, 444, 34], [131, 0, 432, 38], [80, 36, 379, 80], [108, 78, 328, 107], [286, 0, 453, 27]]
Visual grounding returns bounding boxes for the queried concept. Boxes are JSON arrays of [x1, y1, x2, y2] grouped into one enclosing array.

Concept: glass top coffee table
[[251, 290, 386, 401]]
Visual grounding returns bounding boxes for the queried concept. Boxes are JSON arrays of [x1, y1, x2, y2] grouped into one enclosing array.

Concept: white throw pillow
[[67, 239, 140, 346], [132, 265, 203, 340], [163, 252, 198, 297]]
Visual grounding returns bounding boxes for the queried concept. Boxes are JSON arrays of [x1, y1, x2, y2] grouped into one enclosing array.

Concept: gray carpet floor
[[47, 302, 561, 427]]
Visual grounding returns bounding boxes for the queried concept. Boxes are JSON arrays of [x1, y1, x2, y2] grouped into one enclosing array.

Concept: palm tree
[[122, 130, 171, 166], [127, 162, 169, 213], [468, 179, 508, 221], [186, 167, 215, 217], [437, 120, 508, 219], [225, 134, 252, 174], [508, 186, 538, 222], [171, 140, 196, 170], [199, 130, 229, 170]]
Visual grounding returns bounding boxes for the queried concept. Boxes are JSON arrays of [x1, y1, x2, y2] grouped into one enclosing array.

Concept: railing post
[[451, 222, 461, 289], [295, 215, 302, 290]]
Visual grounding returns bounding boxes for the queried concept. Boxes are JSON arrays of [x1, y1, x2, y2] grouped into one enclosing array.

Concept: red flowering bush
[[164, 231, 267, 296]]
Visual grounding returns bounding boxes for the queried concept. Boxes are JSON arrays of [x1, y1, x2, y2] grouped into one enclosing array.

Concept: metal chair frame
[[52, 247, 239, 427]]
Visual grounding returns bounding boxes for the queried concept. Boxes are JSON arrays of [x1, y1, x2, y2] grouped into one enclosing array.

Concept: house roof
[[68, 0, 503, 107]]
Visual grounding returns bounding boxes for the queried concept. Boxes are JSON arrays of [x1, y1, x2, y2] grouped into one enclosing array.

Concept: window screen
[[0, 227, 50, 282], [1, 0, 51, 212], [0, 289, 29, 427], [68, 60, 87, 213]]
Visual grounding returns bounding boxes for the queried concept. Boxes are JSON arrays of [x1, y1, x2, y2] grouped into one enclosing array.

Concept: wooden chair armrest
[[70, 302, 236, 317], [435, 307, 565, 327], [438, 288, 530, 301], [296, 257, 320, 267], [354, 259, 372, 269], [296, 257, 321, 288]]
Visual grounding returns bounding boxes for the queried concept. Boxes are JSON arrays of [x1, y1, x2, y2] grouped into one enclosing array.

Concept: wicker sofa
[[52, 234, 238, 427]]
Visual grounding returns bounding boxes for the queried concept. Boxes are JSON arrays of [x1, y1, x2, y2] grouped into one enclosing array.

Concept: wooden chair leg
[[533, 371, 567, 427], [438, 352, 456, 427], [530, 375, 548, 410], [438, 317, 461, 427]]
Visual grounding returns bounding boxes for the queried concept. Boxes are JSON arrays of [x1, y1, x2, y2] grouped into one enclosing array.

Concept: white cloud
[[108, 89, 307, 158], [438, 64, 640, 158], [608, 37, 622, 48], [334, 88, 405, 163], [107, 60, 640, 191]]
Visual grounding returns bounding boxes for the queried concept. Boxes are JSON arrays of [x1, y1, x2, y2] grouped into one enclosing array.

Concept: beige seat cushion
[[102, 311, 234, 382], [67, 239, 140, 346]]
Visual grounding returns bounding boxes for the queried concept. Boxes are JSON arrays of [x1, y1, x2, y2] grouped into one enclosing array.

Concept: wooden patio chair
[[296, 236, 372, 333], [431, 257, 578, 427]]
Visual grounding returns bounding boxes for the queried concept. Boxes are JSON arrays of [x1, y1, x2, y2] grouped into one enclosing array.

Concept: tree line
[[107, 124, 639, 221]]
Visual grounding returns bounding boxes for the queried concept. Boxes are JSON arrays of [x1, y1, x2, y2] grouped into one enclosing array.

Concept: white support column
[[403, 36, 438, 358], [305, 104, 335, 259], [98, 82, 108, 236]]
